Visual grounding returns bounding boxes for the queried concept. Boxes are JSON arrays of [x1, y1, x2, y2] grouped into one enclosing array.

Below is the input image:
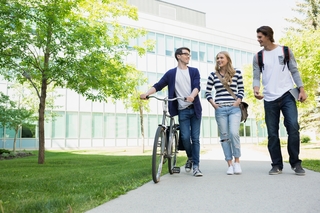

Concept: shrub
[[301, 135, 311, 144], [0, 149, 10, 155], [9, 152, 17, 157], [1, 153, 9, 158]]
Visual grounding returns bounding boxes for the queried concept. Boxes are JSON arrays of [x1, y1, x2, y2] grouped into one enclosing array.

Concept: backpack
[[257, 46, 290, 72]]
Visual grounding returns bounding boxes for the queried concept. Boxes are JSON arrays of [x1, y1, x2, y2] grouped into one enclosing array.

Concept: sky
[[162, 0, 299, 42]]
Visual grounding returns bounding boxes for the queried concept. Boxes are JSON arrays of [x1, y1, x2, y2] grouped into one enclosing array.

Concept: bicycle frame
[[149, 96, 184, 157]]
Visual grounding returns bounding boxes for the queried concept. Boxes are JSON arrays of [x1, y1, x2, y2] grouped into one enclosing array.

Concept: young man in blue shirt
[[140, 47, 203, 177]]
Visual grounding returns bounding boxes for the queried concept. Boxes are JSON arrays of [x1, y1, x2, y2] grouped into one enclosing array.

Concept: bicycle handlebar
[[146, 96, 187, 101]]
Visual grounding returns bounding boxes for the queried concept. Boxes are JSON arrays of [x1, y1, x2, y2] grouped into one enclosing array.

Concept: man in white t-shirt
[[252, 26, 308, 176]]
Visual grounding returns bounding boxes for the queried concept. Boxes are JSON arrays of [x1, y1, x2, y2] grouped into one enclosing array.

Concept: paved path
[[86, 145, 320, 213]]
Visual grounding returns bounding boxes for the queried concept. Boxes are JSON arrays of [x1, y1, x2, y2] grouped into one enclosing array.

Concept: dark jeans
[[178, 108, 201, 168], [264, 91, 301, 169]]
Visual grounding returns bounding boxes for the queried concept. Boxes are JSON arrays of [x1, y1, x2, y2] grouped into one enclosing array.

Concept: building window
[[207, 44, 214, 63], [148, 115, 158, 138], [247, 52, 254, 65], [66, 112, 78, 138], [240, 122, 251, 137], [199, 42, 206, 62], [128, 114, 138, 138], [228, 48, 235, 62], [174, 37, 182, 51], [165, 35, 174, 57], [156, 33, 165, 55], [92, 113, 103, 138], [214, 45, 221, 58], [183, 39, 191, 49], [235, 50, 241, 68], [221, 46, 227, 51], [191, 40, 198, 61], [202, 117, 211, 138], [52, 112, 65, 138], [241, 51, 248, 65], [116, 114, 126, 138], [80, 113, 91, 138], [211, 118, 218, 137], [105, 114, 115, 138]]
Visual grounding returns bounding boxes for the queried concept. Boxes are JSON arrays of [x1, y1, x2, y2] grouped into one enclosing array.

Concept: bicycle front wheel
[[168, 131, 178, 174], [152, 126, 166, 183]]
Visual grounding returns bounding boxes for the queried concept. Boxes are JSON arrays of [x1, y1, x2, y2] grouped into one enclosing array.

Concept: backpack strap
[[283, 46, 290, 70], [257, 50, 264, 72]]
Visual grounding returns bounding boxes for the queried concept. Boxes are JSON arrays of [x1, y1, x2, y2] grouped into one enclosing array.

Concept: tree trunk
[[13, 126, 18, 152], [38, 79, 47, 164], [139, 105, 145, 153]]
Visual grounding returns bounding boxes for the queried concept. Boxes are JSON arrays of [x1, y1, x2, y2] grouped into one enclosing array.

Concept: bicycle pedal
[[172, 167, 180, 173]]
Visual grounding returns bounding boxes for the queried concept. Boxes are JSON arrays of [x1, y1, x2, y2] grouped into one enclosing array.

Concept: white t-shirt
[[262, 46, 294, 101], [175, 67, 191, 110]]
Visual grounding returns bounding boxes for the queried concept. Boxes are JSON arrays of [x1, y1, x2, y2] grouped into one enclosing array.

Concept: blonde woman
[[205, 51, 244, 175]]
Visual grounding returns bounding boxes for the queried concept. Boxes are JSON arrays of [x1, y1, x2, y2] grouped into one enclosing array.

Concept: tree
[[0, 92, 35, 152], [7, 108, 35, 152], [0, 0, 150, 163], [123, 71, 150, 153], [286, 0, 320, 31], [280, 29, 320, 133], [0, 92, 15, 145]]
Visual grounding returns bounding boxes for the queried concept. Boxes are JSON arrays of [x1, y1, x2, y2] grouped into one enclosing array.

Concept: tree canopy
[[286, 0, 320, 31]]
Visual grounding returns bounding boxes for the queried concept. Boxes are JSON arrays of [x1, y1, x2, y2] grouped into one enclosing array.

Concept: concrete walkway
[[86, 145, 320, 213]]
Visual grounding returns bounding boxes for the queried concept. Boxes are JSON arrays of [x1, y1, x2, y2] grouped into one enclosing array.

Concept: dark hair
[[174, 47, 190, 61], [256, 26, 274, 42]]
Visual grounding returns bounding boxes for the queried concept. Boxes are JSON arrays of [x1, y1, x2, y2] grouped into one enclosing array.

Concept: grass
[[0, 151, 187, 213], [300, 146, 320, 172], [302, 159, 320, 172]]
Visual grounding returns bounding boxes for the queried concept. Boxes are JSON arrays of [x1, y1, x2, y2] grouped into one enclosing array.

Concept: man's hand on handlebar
[[140, 94, 148, 100]]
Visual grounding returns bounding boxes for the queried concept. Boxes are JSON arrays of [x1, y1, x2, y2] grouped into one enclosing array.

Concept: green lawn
[[0, 150, 318, 213], [301, 159, 320, 172], [0, 151, 187, 213]]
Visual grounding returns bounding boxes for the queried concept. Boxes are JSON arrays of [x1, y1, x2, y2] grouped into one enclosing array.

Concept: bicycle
[[147, 95, 186, 183]]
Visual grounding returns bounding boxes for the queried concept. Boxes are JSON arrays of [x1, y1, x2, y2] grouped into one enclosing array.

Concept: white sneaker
[[234, 162, 242, 174], [193, 167, 203, 177], [227, 166, 234, 175]]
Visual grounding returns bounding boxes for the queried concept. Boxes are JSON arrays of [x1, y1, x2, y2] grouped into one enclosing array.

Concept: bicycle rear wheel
[[168, 131, 178, 174], [152, 126, 166, 183]]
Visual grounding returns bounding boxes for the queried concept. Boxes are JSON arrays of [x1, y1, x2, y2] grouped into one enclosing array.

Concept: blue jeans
[[178, 108, 201, 168], [215, 106, 241, 161], [264, 91, 301, 169]]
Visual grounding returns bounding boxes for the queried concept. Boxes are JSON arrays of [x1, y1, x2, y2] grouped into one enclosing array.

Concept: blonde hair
[[215, 51, 235, 84]]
